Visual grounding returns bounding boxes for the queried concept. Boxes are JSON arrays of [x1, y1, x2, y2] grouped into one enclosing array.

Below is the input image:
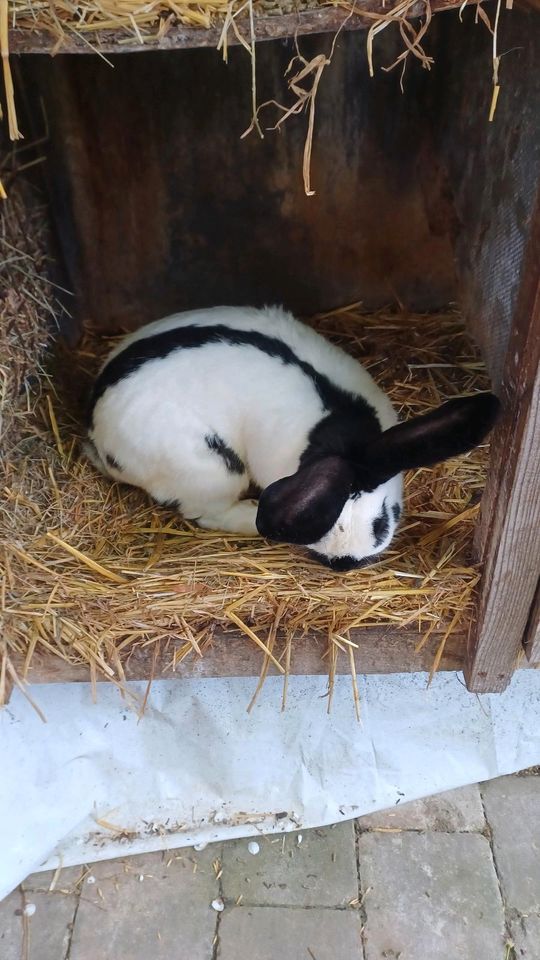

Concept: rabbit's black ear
[[362, 393, 500, 487], [256, 456, 353, 545]]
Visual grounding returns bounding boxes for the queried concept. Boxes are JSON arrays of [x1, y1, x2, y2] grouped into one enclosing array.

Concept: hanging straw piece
[[1, 0, 22, 139], [489, 0, 503, 121], [366, 0, 430, 78], [241, 3, 356, 195], [5, 657, 47, 722], [348, 642, 361, 723]]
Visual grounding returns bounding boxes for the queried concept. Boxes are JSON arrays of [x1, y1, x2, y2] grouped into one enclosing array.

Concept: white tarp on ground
[[1, 670, 540, 899]]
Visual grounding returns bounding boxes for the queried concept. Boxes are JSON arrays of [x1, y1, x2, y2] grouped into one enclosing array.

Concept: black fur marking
[[159, 498, 181, 511], [88, 324, 380, 439], [372, 499, 390, 547], [105, 452, 123, 472], [392, 502, 401, 523], [300, 409, 382, 470], [205, 433, 245, 475], [308, 551, 378, 572]]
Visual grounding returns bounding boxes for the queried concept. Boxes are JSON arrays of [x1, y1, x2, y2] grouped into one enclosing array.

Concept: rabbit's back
[[105, 305, 394, 430]]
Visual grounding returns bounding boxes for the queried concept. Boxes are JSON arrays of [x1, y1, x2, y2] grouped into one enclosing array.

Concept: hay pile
[[0, 175, 58, 701], [1, 185, 491, 704], [0, 178, 58, 454]]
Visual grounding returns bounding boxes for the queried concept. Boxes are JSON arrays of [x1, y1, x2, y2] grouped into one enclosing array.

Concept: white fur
[[88, 306, 403, 562], [308, 476, 402, 561]]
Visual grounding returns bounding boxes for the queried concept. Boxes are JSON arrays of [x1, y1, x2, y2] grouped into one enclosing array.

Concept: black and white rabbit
[[86, 306, 499, 571]]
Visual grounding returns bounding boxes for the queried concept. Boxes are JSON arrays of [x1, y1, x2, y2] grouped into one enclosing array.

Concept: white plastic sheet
[[1, 670, 540, 899]]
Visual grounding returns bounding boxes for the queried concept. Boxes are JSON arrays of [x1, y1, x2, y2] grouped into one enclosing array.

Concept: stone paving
[[1, 772, 539, 959]]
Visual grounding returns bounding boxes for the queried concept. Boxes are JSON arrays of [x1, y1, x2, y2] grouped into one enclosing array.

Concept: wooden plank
[[9, 626, 466, 691], [9, 1, 474, 55], [465, 189, 540, 692], [436, 6, 540, 691], [524, 583, 540, 663], [434, 5, 540, 392]]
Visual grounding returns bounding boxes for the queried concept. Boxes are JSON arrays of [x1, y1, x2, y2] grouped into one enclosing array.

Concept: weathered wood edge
[[466, 188, 540, 693], [8, 1, 474, 56], [524, 582, 540, 663], [8, 626, 466, 691]]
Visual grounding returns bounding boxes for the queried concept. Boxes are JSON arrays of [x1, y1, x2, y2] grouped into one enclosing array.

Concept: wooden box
[[5, 3, 540, 694]]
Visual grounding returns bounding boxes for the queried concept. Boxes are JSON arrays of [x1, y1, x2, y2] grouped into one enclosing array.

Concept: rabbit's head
[[256, 393, 500, 571]]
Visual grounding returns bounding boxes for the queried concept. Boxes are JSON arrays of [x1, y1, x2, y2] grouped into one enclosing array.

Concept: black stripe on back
[[88, 324, 379, 429]]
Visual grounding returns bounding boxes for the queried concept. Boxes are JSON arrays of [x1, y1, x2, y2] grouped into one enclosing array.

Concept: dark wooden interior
[[8, 4, 540, 693], [18, 28, 458, 334]]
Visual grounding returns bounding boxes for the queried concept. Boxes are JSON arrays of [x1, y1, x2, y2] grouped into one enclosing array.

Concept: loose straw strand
[[0, 0, 22, 140]]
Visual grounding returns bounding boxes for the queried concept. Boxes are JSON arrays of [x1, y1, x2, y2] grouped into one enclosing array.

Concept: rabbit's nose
[[307, 550, 373, 572]]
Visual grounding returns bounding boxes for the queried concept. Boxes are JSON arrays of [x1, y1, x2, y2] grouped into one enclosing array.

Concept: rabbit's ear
[[256, 456, 353, 545], [361, 393, 500, 487]]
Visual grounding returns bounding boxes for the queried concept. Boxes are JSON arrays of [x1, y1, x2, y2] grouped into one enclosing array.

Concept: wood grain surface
[[466, 189, 540, 692], [10, 626, 466, 690], [524, 584, 540, 664]]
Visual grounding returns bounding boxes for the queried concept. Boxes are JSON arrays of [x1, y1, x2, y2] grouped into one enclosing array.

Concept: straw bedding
[[0, 184, 491, 705]]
